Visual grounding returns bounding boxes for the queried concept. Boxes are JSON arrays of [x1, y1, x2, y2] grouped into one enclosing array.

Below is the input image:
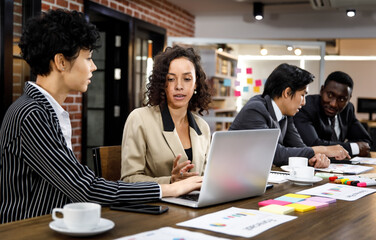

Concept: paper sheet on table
[[351, 157, 376, 165], [115, 227, 230, 240], [177, 207, 296, 238], [297, 183, 376, 201], [315, 164, 373, 174]]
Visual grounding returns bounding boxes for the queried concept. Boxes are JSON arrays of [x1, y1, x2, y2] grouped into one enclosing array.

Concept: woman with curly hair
[[121, 45, 212, 184]]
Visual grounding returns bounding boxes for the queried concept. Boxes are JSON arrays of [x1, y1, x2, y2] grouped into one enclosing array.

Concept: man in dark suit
[[294, 71, 372, 157], [230, 63, 350, 167]]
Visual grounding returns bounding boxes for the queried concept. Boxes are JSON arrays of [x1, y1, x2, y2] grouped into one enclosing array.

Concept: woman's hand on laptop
[[309, 153, 330, 168], [170, 154, 198, 183], [161, 176, 203, 197]]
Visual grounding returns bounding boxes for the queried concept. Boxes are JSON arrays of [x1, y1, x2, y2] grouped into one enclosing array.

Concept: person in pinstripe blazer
[[0, 9, 201, 224]]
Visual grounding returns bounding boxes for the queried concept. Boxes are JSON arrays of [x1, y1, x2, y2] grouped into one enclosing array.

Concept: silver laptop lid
[[197, 128, 280, 207]]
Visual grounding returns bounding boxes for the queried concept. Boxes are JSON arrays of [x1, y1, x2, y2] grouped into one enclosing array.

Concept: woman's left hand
[[170, 154, 198, 183]]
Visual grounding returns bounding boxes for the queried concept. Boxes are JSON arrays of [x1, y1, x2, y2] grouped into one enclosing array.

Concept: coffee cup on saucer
[[288, 157, 308, 169], [290, 166, 315, 179], [52, 202, 101, 231]]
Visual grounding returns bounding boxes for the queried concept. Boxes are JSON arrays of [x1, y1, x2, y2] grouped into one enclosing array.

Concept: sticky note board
[[259, 204, 295, 215], [246, 68, 252, 74], [286, 203, 316, 212], [308, 196, 336, 203], [258, 199, 291, 207], [284, 193, 311, 199], [274, 196, 304, 203], [247, 78, 253, 84], [223, 79, 231, 87], [299, 200, 329, 209]]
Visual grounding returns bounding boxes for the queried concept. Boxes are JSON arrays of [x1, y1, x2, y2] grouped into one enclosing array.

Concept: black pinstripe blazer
[[0, 82, 160, 223]]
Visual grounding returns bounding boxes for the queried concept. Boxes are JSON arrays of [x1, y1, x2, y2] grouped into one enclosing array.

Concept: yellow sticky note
[[284, 193, 311, 199], [286, 203, 316, 212], [253, 86, 260, 93], [259, 204, 295, 215], [247, 78, 253, 84]]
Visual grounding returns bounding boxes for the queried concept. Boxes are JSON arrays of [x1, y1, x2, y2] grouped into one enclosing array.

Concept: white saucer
[[49, 218, 114, 237], [286, 176, 323, 185], [281, 165, 292, 172]]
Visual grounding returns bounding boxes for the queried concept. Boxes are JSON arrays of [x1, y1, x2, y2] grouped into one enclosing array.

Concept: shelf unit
[[200, 48, 239, 132]]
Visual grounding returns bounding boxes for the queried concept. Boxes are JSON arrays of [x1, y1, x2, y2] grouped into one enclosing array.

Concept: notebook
[[162, 128, 280, 208]]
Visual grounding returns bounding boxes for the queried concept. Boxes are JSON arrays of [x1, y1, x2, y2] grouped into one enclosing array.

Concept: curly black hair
[[18, 9, 100, 76], [145, 45, 211, 115]]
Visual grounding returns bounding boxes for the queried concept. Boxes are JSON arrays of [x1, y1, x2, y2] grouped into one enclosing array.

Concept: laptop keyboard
[[179, 193, 200, 202]]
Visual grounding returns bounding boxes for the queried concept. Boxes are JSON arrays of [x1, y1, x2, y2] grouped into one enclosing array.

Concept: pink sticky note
[[234, 90, 241, 96], [258, 199, 292, 207], [255, 79, 262, 87], [235, 81, 240, 86], [246, 68, 253, 74], [236, 68, 241, 74]]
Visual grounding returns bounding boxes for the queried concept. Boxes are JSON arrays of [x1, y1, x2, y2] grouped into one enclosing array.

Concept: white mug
[[288, 157, 308, 168], [52, 202, 101, 231], [290, 166, 315, 179]]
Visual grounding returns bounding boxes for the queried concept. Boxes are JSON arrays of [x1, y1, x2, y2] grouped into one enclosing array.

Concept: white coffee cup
[[288, 157, 308, 168], [290, 166, 315, 179], [52, 202, 101, 231]]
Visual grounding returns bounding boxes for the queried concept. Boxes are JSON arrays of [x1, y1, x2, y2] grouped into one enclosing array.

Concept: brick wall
[[13, 0, 23, 101], [17, 0, 195, 160]]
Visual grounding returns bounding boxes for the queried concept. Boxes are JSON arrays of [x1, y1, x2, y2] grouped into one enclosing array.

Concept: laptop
[[162, 128, 280, 208]]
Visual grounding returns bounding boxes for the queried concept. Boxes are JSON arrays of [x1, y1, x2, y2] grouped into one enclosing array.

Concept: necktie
[[330, 117, 337, 141]]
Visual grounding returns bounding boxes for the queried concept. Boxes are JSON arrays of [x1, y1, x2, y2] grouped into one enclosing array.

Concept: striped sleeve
[[20, 109, 161, 204]]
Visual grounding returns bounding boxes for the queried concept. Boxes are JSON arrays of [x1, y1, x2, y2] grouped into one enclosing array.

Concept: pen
[[357, 182, 376, 187], [350, 181, 359, 186]]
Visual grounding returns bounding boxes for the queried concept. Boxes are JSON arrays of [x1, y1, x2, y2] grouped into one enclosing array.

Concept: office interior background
[[1, 0, 376, 168]]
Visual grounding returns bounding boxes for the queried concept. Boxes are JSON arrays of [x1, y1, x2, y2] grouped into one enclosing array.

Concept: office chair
[[92, 145, 122, 181]]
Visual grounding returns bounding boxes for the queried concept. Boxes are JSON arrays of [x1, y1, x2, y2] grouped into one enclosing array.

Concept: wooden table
[[2, 166, 376, 239]]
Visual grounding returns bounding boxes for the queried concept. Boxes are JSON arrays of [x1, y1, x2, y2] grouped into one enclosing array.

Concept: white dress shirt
[[329, 116, 359, 155], [29, 81, 72, 150]]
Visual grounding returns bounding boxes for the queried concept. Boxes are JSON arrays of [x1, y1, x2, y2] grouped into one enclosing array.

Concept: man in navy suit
[[230, 63, 349, 167], [294, 71, 372, 157]]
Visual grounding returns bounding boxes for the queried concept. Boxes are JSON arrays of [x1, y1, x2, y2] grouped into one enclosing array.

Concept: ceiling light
[[253, 2, 264, 20], [260, 47, 268, 56], [346, 9, 356, 17], [294, 48, 302, 56], [287, 45, 293, 51]]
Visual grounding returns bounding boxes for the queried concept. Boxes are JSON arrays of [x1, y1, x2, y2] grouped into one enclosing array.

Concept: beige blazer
[[121, 105, 211, 184]]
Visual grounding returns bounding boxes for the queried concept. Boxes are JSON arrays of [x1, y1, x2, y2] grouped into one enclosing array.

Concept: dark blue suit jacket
[[229, 95, 314, 166], [294, 94, 372, 157]]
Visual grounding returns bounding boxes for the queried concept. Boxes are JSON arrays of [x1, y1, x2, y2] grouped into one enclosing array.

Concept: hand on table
[[357, 141, 371, 157], [309, 153, 330, 168], [323, 145, 351, 160]]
